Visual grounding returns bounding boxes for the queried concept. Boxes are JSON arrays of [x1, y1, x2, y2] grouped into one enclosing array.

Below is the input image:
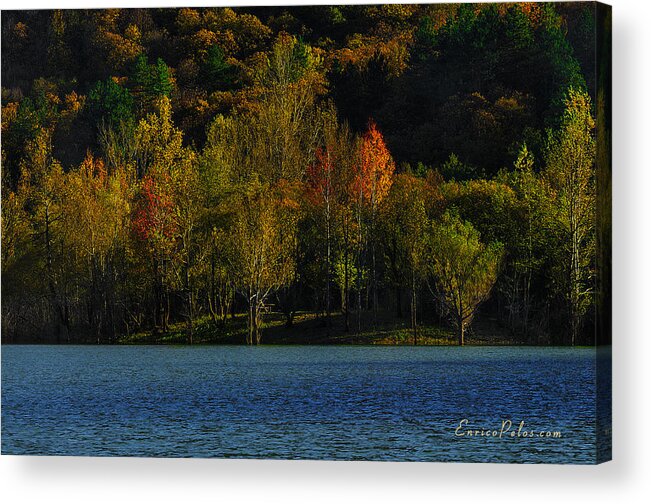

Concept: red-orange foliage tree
[[307, 145, 336, 326], [354, 120, 395, 327], [356, 120, 395, 206], [132, 171, 177, 335]]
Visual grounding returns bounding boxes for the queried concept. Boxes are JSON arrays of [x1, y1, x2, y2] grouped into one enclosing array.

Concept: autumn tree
[[496, 144, 555, 342], [251, 32, 325, 183], [199, 115, 240, 329], [306, 145, 336, 325], [238, 33, 325, 326], [130, 97, 197, 339], [204, 227, 236, 329], [307, 119, 361, 333], [133, 96, 185, 176], [19, 130, 70, 342], [426, 211, 504, 345], [1, 168, 38, 342], [444, 176, 524, 336], [355, 120, 395, 327], [90, 9, 144, 74], [334, 130, 360, 332], [132, 169, 177, 336], [544, 88, 596, 345], [2, 86, 62, 187], [200, 58, 312, 341], [381, 173, 429, 344], [505, 145, 539, 336], [169, 154, 202, 344], [229, 181, 297, 344], [62, 153, 131, 343], [305, 107, 353, 328]]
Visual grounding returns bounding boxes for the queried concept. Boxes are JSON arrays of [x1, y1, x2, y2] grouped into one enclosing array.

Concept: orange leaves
[[274, 178, 302, 211], [63, 91, 84, 115], [132, 171, 177, 247], [515, 2, 545, 27], [354, 120, 395, 208], [335, 32, 412, 78], [306, 146, 333, 208], [79, 151, 108, 189], [63, 153, 131, 261]]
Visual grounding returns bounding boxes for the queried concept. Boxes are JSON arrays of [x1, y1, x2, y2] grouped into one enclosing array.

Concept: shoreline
[[2, 312, 599, 347], [0, 342, 604, 347]]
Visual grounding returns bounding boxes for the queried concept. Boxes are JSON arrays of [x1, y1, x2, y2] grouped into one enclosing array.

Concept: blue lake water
[[1, 345, 606, 463]]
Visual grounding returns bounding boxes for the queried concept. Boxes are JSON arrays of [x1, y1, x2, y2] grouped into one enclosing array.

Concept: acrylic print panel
[[0, 2, 611, 463]]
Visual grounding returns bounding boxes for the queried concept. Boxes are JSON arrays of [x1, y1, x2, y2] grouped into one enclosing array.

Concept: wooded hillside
[[1, 3, 611, 345]]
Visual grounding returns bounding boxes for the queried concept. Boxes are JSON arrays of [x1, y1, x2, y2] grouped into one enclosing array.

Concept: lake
[[1, 345, 607, 463]]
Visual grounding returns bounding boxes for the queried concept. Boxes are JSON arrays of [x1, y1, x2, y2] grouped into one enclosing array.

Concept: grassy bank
[[120, 311, 514, 346]]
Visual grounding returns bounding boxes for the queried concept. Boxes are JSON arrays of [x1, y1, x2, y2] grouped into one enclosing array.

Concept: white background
[[1, 0, 649, 502]]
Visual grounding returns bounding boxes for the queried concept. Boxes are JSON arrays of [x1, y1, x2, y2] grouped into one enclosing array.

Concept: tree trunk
[[185, 247, 193, 345], [44, 204, 62, 344], [372, 237, 378, 328], [357, 192, 363, 334], [357, 257, 362, 334], [344, 222, 350, 332], [411, 270, 417, 346], [187, 288, 193, 345], [370, 196, 379, 329], [325, 199, 331, 333], [254, 299, 262, 345], [209, 252, 218, 327], [247, 289, 254, 345]]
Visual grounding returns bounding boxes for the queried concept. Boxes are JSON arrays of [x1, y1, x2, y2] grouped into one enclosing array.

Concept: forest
[[0, 3, 611, 346]]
